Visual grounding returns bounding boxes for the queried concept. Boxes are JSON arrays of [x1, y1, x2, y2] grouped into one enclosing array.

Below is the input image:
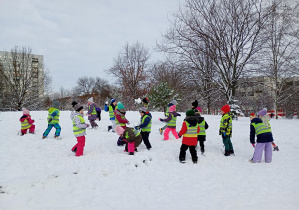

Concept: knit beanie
[[186, 109, 195, 116], [111, 98, 116, 104], [221, 104, 230, 114], [117, 102, 125, 110], [191, 100, 198, 108], [170, 100, 178, 105], [115, 125, 125, 135], [139, 107, 147, 113], [258, 109, 267, 117], [72, 101, 83, 112], [52, 101, 61, 109], [142, 97, 148, 104], [250, 113, 256, 120], [88, 97, 94, 103], [169, 105, 176, 112], [22, 108, 30, 115]]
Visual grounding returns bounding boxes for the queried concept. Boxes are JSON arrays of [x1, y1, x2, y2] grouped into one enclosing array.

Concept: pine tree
[[149, 82, 175, 112]]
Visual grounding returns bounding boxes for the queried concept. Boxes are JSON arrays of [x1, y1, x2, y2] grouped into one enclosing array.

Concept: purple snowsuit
[[88, 103, 98, 128], [250, 117, 274, 163]]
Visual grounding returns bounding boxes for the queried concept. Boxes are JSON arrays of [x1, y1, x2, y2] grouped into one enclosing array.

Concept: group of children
[[19, 97, 278, 163]]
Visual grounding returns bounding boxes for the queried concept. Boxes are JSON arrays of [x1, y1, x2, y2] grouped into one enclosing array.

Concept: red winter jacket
[[178, 116, 199, 146], [115, 109, 129, 129], [20, 114, 35, 129]]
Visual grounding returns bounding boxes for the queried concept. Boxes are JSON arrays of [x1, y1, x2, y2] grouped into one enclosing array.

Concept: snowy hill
[[1, 111, 299, 209]]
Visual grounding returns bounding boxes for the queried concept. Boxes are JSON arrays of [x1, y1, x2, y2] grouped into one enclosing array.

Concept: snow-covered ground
[[1, 111, 299, 210]]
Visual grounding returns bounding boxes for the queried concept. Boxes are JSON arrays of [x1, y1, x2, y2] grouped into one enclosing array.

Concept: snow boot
[[229, 149, 235, 156], [54, 135, 61, 140], [129, 152, 134, 155], [224, 150, 230, 156], [159, 128, 163, 135]]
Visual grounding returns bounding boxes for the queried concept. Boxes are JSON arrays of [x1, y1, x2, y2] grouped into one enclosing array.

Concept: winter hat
[[196, 106, 202, 112], [142, 97, 148, 104], [139, 107, 147, 113], [22, 108, 30, 115], [117, 102, 125, 110], [72, 101, 83, 112], [170, 100, 178, 105], [88, 97, 94, 103], [186, 109, 195, 116], [191, 100, 198, 108], [52, 101, 61, 109], [169, 105, 176, 112], [221, 104, 230, 114], [115, 125, 125, 135], [111, 98, 116, 104], [258, 109, 267, 117]]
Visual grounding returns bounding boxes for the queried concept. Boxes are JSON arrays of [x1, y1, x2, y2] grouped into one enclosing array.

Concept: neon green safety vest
[[167, 113, 177, 127], [73, 115, 86, 136], [115, 112, 126, 127], [89, 105, 97, 115], [251, 122, 272, 135], [125, 128, 141, 139], [48, 108, 60, 125], [198, 120, 206, 135], [183, 121, 198, 137], [140, 115, 152, 132], [220, 113, 232, 135], [21, 119, 31, 129], [109, 105, 117, 119]]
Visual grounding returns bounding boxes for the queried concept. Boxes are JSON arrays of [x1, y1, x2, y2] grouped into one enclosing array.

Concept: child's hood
[[20, 114, 29, 122], [185, 116, 198, 127], [197, 116, 205, 124], [115, 109, 126, 116], [70, 111, 83, 120], [251, 117, 263, 124]]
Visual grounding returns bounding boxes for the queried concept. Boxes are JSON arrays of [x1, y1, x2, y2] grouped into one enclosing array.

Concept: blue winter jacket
[[250, 117, 274, 144]]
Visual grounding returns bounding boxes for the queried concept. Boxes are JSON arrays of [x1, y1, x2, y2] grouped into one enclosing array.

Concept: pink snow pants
[[128, 142, 135, 153], [72, 136, 86, 156], [164, 127, 179, 140], [21, 124, 35, 135]]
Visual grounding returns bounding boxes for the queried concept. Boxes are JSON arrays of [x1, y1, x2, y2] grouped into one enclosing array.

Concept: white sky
[[0, 0, 181, 91]]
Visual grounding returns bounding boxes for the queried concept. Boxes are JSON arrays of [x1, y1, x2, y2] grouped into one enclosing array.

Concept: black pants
[[141, 131, 152, 149], [179, 144, 198, 162], [197, 135, 206, 152]]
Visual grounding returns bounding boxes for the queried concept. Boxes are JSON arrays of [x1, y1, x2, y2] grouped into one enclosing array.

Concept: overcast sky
[[0, 0, 181, 91]]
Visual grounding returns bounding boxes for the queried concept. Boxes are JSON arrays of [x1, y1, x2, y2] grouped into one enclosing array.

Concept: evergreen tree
[[149, 82, 175, 112]]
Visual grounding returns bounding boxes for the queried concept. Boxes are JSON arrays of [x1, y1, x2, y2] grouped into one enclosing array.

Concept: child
[[20, 108, 35, 135], [87, 97, 99, 129], [249, 109, 274, 163], [115, 125, 142, 155], [194, 107, 209, 155], [258, 109, 279, 151], [159, 104, 180, 140], [115, 102, 130, 146], [135, 107, 152, 150], [219, 104, 234, 156], [159, 100, 178, 135], [70, 101, 90, 156], [105, 98, 117, 132], [178, 109, 199, 163], [42, 101, 61, 139]]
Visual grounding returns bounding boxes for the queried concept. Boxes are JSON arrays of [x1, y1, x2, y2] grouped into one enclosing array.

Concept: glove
[[85, 124, 90, 128], [273, 146, 279, 151], [178, 134, 181, 138], [134, 126, 140, 130], [48, 117, 53, 123], [105, 101, 108, 105], [252, 143, 255, 148]]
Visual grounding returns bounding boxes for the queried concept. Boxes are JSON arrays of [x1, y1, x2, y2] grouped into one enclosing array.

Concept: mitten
[[126, 121, 130, 125], [48, 117, 53, 123], [134, 126, 140, 130], [222, 132, 226, 138], [159, 118, 164, 122], [273, 146, 279, 151], [105, 101, 108, 105], [178, 134, 181, 138], [252, 143, 255, 148]]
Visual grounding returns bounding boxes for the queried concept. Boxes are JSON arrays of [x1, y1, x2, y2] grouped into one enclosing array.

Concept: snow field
[[0, 111, 299, 210]]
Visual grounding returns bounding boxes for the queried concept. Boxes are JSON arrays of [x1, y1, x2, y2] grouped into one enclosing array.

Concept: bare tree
[[107, 42, 150, 109], [74, 76, 95, 96], [260, 0, 299, 118], [0, 46, 44, 110], [159, 0, 271, 101]]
